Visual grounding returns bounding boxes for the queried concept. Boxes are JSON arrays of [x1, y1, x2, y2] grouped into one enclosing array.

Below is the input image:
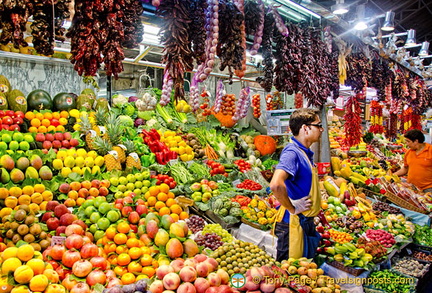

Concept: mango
[[30, 155, 42, 170], [166, 238, 184, 259], [0, 168, 10, 183], [10, 168, 24, 183], [146, 220, 159, 239], [38, 166, 53, 180], [161, 214, 174, 230], [145, 212, 159, 225], [154, 229, 170, 247], [183, 239, 199, 257], [16, 157, 29, 171], [25, 166, 39, 179], [0, 155, 14, 171]]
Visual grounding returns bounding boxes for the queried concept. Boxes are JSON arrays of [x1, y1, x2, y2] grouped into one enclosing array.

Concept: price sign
[[232, 179, 241, 187], [51, 236, 66, 246]]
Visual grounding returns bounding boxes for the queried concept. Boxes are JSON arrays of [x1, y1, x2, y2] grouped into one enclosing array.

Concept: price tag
[[108, 150, 118, 159], [186, 161, 194, 167], [217, 180, 224, 183], [169, 159, 179, 165], [130, 152, 139, 160], [232, 179, 241, 187], [150, 170, 157, 176], [88, 130, 97, 137], [51, 236, 66, 246]]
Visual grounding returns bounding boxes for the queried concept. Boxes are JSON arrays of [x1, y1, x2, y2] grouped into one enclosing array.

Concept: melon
[[0, 93, 8, 110], [0, 75, 11, 94], [94, 98, 109, 112], [27, 89, 52, 111], [76, 94, 93, 110], [53, 92, 77, 111], [7, 89, 27, 112]]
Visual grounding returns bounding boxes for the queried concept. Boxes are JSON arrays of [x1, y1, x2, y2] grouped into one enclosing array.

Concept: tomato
[[169, 181, 176, 189]]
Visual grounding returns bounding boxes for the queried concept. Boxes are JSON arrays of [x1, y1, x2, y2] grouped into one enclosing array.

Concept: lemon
[[72, 167, 83, 175], [82, 167, 91, 175], [73, 124, 81, 131], [76, 148, 87, 158], [85, 156, 94, 167], [63, 156, 75, 168], [52, 159, 63, 170], [95, 156, 105, 167], [69, 109, 80, 118], [87, 150, 98, 159], [56, 150, 68, 160], [61, 167, 72, 178], [67, 148, 77, 158], [91, 165, 100, 174], [75, 156, 85, 168]]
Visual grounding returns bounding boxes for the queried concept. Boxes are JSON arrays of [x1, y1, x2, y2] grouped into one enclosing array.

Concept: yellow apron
[[273, 148, 321, 259]]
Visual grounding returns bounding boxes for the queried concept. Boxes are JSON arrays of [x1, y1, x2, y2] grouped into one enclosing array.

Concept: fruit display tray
[[327, 260, 366, 276]]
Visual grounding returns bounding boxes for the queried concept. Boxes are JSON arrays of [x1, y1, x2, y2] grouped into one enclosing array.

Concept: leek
[[156, 103, 173, 123]]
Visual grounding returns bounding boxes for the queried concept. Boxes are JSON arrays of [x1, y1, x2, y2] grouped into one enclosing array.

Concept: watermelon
[[0, 93, 8, 110], [53, 92, 77, 111], [27, 89, 53, 110]]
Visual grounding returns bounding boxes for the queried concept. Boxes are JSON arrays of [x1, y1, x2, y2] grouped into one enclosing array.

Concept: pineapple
[[105, 114, 122, 145], [113, 144, 126, 164], [94, 108, 108, 127], [124, 139, 142, 171], [78, 114, 96, 150], [92, 136, 122, 171]]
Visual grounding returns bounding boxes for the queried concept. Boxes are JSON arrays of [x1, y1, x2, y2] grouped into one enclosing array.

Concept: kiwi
[[5, 229, 14, 239], [25, 215, 35, 226], [39, 239, 50, 250], [29, 223, 42, 235], [12, 234, 22, 243], [3, 221, 10, 230], [10, 222, 19, 230], [19, 205, 30, 213], [14, 209, 26, 222], [29, 242, 40, 252], [39, 231, 47, 239], [24, 234, 35, 243], [17, 224, 29, 236]]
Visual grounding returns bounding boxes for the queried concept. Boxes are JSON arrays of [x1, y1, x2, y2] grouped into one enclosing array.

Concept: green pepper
[[149, 153, 156, 164], [141, 155, 150, 167]]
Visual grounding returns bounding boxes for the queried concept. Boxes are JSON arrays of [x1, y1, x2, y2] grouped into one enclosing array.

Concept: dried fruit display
[[0, 0, 33, 48], [122, 0, 144, 48], [256, 10, 275, 92]]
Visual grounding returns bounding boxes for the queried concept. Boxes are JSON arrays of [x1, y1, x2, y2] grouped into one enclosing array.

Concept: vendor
[[269, 108, 322, 261], [394, 129, 432, 192]]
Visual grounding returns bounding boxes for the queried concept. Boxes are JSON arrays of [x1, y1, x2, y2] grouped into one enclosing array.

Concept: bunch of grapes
[[202, 224, 233, 243], [195, 233, 224, 250], [186, 215, 205, 233]]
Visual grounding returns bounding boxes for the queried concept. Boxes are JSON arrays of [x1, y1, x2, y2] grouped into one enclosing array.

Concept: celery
[[156, 104, 173, 123], [168, 105, 188, 123]]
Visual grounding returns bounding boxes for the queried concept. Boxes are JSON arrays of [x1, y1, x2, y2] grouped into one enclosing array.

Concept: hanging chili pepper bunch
[[252, 94, 261, 118], [256, 10, 275, 92], [370, 57, 392, 101], [401, 107, 413, 133], [122, 0, 144, 48], [368, 100, 384, 134], [345, 52, 372, 93], [294, 92, 303, 109], [392, 69, 410, 101], [343, 93, 363, 147], [387, 94, 401, 140], [0, 0, 33, 49]]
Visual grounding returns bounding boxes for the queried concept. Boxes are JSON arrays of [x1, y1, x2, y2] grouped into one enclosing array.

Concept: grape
[[202, 224, 233, 243], [186, 215, 206, 233]]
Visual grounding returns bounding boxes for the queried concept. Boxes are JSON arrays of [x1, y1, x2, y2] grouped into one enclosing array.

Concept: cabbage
[[229, 207, 243, 217], [112, 94, 128, 107], [118, 115, 134, 127], [138, 111, 154, 120], [123, 104, 136, 116]]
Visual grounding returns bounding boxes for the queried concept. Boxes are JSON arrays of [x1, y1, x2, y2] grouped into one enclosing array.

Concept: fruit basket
[[384, 191, 428, 214], [327, 260, 366, 276], [347, 150, 368, 158]]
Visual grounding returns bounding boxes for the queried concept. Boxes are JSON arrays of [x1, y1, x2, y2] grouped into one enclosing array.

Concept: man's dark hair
[[289, 108, 320, 136], [404, 129, 425, 143]]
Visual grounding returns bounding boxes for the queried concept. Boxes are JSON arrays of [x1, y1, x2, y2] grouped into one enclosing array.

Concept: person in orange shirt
[[394, 129, 432, 192]]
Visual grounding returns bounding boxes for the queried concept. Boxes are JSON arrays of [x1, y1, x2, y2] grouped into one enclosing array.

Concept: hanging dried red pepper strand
[[343, 93, 363, 147]]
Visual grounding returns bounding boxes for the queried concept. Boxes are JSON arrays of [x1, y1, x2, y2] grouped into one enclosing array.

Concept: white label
[[150, 170, 157, 176], [169, 159, 179, 165], [108, 150, 118, 159], [233, 179, 241, 187], [186, 160, 194, 167], [217, 180, 224, 183], [118, 144, 126, 150], [98, 126, 106, 134], [16, 96, 26, 105], [88, 130, 97, 137], [130, 152, 139, 160], [51, 236, 66, 246]]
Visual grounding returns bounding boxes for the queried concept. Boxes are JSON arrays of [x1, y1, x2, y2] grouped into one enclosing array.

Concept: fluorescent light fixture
[[406, 29, 416, 46], [419, 41, 430, 56], [144, 25, 160, 35], [278, 6, 306, 22], [332, 0, 348, 15], [354, 4, 367, 30], [63, 21, 72, 29], [381, 11, 395, 31], [276, 0, 321, 19]]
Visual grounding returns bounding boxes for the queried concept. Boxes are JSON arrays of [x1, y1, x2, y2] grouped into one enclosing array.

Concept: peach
[[162, 272, 181, 290], [100, 179, 110, 188], [179, 266, 197, 283], [156, 265, 174, 280], [149, 280, 164, 293], [184, 258, 197, 268], [207, 273, 221, 287], [204, 258, 218, 273], [195, 262, 209, 278], [78, 188, 89, 198], [177, 282, 196, 293], [193, 278, 210, 293], [59, 183, 71, 194], [70, 182, 81, 191], [217, 269, 230, 285], [88, 187, 99, 197], [98, 187, 108, 196], [194, 254, 207, 263], [170, 259, 185, 273], [81, 181, 91, 189], [91, 179, 101, 188]]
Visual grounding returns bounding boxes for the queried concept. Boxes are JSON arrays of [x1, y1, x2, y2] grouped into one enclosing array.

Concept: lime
[[84, 206, 96, 217], [12, 132, 23, 142], [93, 196, 106, 208], [9, 141, 19, 151], [96, 218, 110, 230], [89, 212, 101, 224], [106, 210, 120, 223], [0, 142, 7, 151], [98, 202, 112, 215], [23, 134, 34, 143], [19, 141, 30, 151], [1, 134, 11, 143], [89, 224, 98, 234]]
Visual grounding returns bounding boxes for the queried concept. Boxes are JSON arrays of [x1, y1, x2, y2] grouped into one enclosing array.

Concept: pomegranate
[[62, 274, 78, 291], [72, 260, 93, 278], [65, 234, 84, 250], [90, 256, 109, 271], [56, 265, 71, 281], [70, 282, 91, 293], [50, 244, 66, 261], [62, 250, 82, 268], [80, 243, 98, 259], [106, 277, 122, 288], [86, 270, 107, 287], [65, 224, 85, 236]]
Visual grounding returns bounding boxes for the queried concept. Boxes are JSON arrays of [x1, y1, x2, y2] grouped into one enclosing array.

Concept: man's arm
[[393, 166, 408, 177], [269, 169, 296, 214]]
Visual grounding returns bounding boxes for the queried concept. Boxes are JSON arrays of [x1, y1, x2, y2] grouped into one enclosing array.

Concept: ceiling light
[[331, 0, 348, 15], [354, 4, 367, 30], [381, 11, 395, 31], [276, 0, 321, 19], [405, 29, 416, 46], [419, 41, 430, 56]]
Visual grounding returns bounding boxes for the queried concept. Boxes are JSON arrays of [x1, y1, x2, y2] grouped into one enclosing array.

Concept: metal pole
[[320, 106, 331, 166]]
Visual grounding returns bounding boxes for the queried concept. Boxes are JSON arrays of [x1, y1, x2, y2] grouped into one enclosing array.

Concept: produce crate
[[240, 217, 271, 232], [390, 256, 430, 279], [326, 260, 366, 276], [203, 209, 240, 230], [364, 270, 417, 293], [384, 191, 428, 214]]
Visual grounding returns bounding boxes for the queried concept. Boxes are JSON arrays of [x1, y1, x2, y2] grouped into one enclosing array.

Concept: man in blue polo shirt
[[270, 108, 323, 261]]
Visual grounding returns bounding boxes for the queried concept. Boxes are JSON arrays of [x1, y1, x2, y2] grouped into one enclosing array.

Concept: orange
[[144, 191, 151, 200], [52, 112, 60, 120], [42, 190, 54, 201], [179, 211, 189, 220], [170, 204, 182, 215], [76, 197, 85, 206], [106, 227, 116, 240], [154, 201, 166, 211], [170, 213, 179, 222], [56, 125, 65, 132], [151, 259, 159, 268], [141, 247, 151, 255], [9, 187, 22, 197], [16, 244, 35, 262], [28, 126, 38, 133], [30, 193, 43, 204], [67, 190, 78, 200], [159, 183, 170, 194], [21, 186, 33, 196], [34, 184, 45, 193], [141, 266, 155, 278], [157, 192, 168, 202], [126, 238, 139, 249], [104, 243, 117, 254], [159, 207, 171, 216], [147, 196, 157, 207], [0, 188, 8, 200], [117, 222, 131, 234], [165, 198, 176, 207], [41, 119, 50, 127], [25, 112, 35, 120], [30, 119, 41, 128], [43, 112, 53, 120], [121, 272, 135, 285], [35, 112, 44, 120], [113, 266, 127, 277], [148, 186, 160, 197], [37, 126, 47, 133], [115, 245, 127, 255], [128, 247, 142, 259], [127, 261, 142, 273], [117, 253, 131, 266], [167, 191, 175, 199], [60, 111, 69, 118], [140, 254, 153, 267], [47, 125, 56, 132], [114, 233, 127, 245], [59, 118, 68, 126]]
